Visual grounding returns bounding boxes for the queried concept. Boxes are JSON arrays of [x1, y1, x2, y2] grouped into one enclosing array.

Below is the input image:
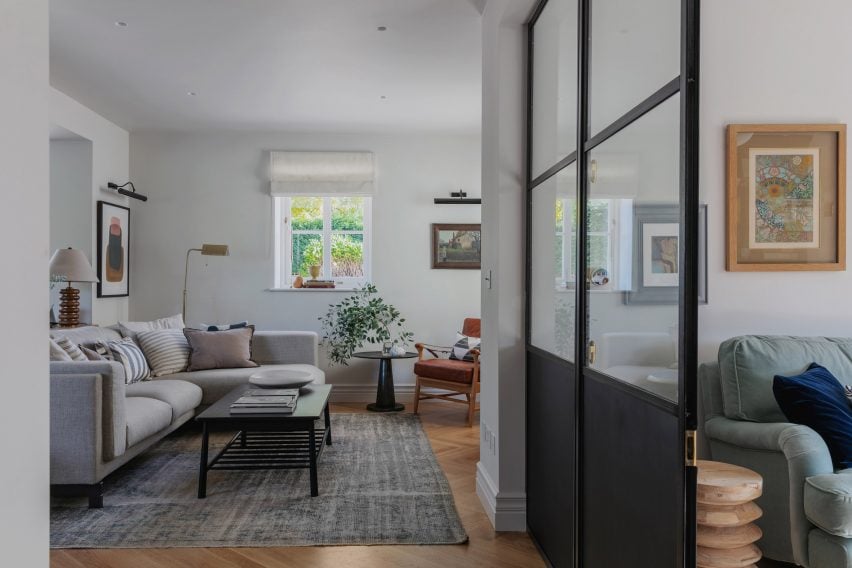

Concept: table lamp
[[49, 248, 99, 327], [183, 243, 230, 323]]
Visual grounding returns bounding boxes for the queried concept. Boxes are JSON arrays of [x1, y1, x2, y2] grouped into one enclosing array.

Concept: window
[[274, 196, 372, 289], [554, 198, 628, 289]]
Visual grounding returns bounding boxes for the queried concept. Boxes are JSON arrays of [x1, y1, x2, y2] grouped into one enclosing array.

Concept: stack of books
[[230, 388, 299, 414], [303, 279, 336, 289]]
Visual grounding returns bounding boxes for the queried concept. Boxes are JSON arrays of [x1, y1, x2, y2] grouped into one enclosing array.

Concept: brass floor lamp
[[182, 244, 229, 324]]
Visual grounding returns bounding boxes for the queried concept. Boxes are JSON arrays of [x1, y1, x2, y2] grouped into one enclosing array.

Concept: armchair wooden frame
[[412, 343, 480, 426]]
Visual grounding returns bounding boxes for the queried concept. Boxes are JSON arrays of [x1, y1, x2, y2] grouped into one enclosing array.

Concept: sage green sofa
[[700, 335, 852, 568]]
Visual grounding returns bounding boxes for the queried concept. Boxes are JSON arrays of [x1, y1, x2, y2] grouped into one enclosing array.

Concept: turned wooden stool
[[697, 460, 764, 568]]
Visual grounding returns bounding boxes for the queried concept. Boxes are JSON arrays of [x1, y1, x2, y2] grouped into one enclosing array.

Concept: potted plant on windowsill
[[319, 284, 414, 366]]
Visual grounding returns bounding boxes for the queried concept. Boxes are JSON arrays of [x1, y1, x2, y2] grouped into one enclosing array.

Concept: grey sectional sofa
[[50, 325, 324, 507]]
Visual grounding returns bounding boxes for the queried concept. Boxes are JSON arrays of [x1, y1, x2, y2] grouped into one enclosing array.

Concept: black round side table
[[353, 351, 418, 412]]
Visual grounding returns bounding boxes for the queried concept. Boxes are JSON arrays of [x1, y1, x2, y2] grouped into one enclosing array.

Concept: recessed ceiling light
[[377, 26, 387, 31], [187, 91, 197, 97], [380, 95, 387, 100], [114, 21, 128, 27]]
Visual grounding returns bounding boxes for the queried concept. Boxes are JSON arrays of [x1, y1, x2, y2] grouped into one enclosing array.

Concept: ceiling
[[49, 0, 484, 133]]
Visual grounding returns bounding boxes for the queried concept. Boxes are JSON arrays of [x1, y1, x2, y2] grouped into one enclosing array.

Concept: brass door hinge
[[587, 340, 597, 365], [685, 430, 697, 467]]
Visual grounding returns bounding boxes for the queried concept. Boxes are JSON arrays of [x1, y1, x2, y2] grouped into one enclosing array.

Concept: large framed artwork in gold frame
[[726, 123, 846, 271]]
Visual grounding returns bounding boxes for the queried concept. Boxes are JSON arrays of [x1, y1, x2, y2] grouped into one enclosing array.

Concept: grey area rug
[[51, 413, 468, 548]]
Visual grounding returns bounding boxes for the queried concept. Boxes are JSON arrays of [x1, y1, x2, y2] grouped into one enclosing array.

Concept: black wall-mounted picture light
[[433, 190, 481, 205], [107, 181, 148, 202]]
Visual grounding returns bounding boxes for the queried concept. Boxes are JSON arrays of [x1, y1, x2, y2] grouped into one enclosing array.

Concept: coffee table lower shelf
[[212, 429, 330, 469], [199, 428, 331, 498]]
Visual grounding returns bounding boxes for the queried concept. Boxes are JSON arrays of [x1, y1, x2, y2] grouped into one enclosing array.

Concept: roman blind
[[269, 151, 375, 196]]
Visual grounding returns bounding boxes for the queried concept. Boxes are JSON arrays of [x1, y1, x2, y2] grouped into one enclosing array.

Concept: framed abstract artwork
[[726, 124, 846, 271], [624, 204, 679, 305], [96, 201, 130, 297], [431, 223, 481, 269], [624, 203, 708, 305]]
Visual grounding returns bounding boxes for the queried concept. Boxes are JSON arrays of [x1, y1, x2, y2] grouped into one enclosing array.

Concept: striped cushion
[[448, 333, 481, 362], [54, 335, 87, 362], [136, 329, 191, 377], [49, 338, 72, 361], [98, 338, 151, 384]]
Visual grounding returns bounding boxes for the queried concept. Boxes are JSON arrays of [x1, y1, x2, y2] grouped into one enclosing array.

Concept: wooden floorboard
[[51, 402, 546, 568]]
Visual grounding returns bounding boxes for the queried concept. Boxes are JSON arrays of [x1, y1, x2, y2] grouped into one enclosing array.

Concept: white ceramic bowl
[[249, 369, 314, 389]]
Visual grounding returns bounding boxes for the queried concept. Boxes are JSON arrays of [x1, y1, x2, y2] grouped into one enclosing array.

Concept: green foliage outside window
[[290, 196, 365, 277], [299, 235, 364, 277]]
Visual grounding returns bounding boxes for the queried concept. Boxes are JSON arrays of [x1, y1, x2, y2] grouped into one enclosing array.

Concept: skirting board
[[476, 461, 527, 531], [329, 383, 449, 404]]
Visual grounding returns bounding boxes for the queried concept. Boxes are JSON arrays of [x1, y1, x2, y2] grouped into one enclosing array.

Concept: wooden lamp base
[[58, 285, 81, 328]]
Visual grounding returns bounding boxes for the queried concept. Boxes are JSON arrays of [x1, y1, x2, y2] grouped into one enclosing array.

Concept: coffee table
[[353, 351, 418, 412], [195, 383, 332, 498]]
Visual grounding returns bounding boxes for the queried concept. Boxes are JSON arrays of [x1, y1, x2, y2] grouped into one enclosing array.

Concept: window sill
[[266, 287, 358, 293]]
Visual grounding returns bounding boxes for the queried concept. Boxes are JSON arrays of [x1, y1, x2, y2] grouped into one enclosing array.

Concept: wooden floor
[[51, 402, 546, 568]]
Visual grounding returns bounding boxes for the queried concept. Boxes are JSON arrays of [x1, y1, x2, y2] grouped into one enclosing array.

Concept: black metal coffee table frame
[[196, 384, 332, 498]]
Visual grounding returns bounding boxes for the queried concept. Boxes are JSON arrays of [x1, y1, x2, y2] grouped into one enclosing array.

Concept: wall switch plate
[[481, 423, 498, 456]]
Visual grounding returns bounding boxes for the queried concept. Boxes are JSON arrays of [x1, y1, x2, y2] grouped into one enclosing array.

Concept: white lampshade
[[49, 248, 99, 283]]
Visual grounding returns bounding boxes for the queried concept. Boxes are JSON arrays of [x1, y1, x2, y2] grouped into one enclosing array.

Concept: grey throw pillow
[[80, 345, 105, 361], [183, 326, 258, 372]]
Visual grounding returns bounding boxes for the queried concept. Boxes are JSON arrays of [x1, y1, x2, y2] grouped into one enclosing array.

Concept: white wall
[[699, 0, 852, 363], [50, 88, 130, 325], [50, 139, 94, 323], [129, 130, 481, 392], [477, 0, 535, 532], [0, 0, 49, 563]]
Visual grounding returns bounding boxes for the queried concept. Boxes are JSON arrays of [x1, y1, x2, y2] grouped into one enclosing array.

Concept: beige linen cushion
[[49, 337, 72, 361], [118, 314, 185, 341], [183, 326, 259, 372]]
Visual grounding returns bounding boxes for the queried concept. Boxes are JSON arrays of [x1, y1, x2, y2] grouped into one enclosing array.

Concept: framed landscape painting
[[97, 201, 130, 297], [726, 124, 846, 271], [431, 223, 481, 269]]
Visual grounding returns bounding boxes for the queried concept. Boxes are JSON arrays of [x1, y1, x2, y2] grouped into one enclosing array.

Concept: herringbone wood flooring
[[51, 402, 546, 568]]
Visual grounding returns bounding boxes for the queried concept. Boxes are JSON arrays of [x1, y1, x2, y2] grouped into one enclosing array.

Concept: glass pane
[[331, 233, 364, 277], [587, 200, 609, 232], [331, 196, 364, 231], [587, 95, 680, 403], [530, 164, 577, 361], [531, 0, 578, 178], [292, 233, 323, 278], [291, 197, 323, 230], [589, 0, 680, 136], [588, 234, 609, 273]]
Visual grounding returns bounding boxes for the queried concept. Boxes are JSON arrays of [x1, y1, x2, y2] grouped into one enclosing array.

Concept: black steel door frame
[[524, 0, 700, 566]]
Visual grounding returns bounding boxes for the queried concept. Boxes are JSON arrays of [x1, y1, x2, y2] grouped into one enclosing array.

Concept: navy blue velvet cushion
[[773, 362, 852, 470]]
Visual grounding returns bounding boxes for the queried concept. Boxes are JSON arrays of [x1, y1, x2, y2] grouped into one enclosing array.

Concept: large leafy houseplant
[[319, 284, 414, 366]]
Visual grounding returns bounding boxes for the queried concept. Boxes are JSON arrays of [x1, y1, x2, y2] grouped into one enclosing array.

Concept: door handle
[[588, 340, 597, 365]]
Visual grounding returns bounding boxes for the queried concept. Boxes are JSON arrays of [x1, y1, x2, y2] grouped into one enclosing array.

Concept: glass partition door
[[526, 0, 699, 566]]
